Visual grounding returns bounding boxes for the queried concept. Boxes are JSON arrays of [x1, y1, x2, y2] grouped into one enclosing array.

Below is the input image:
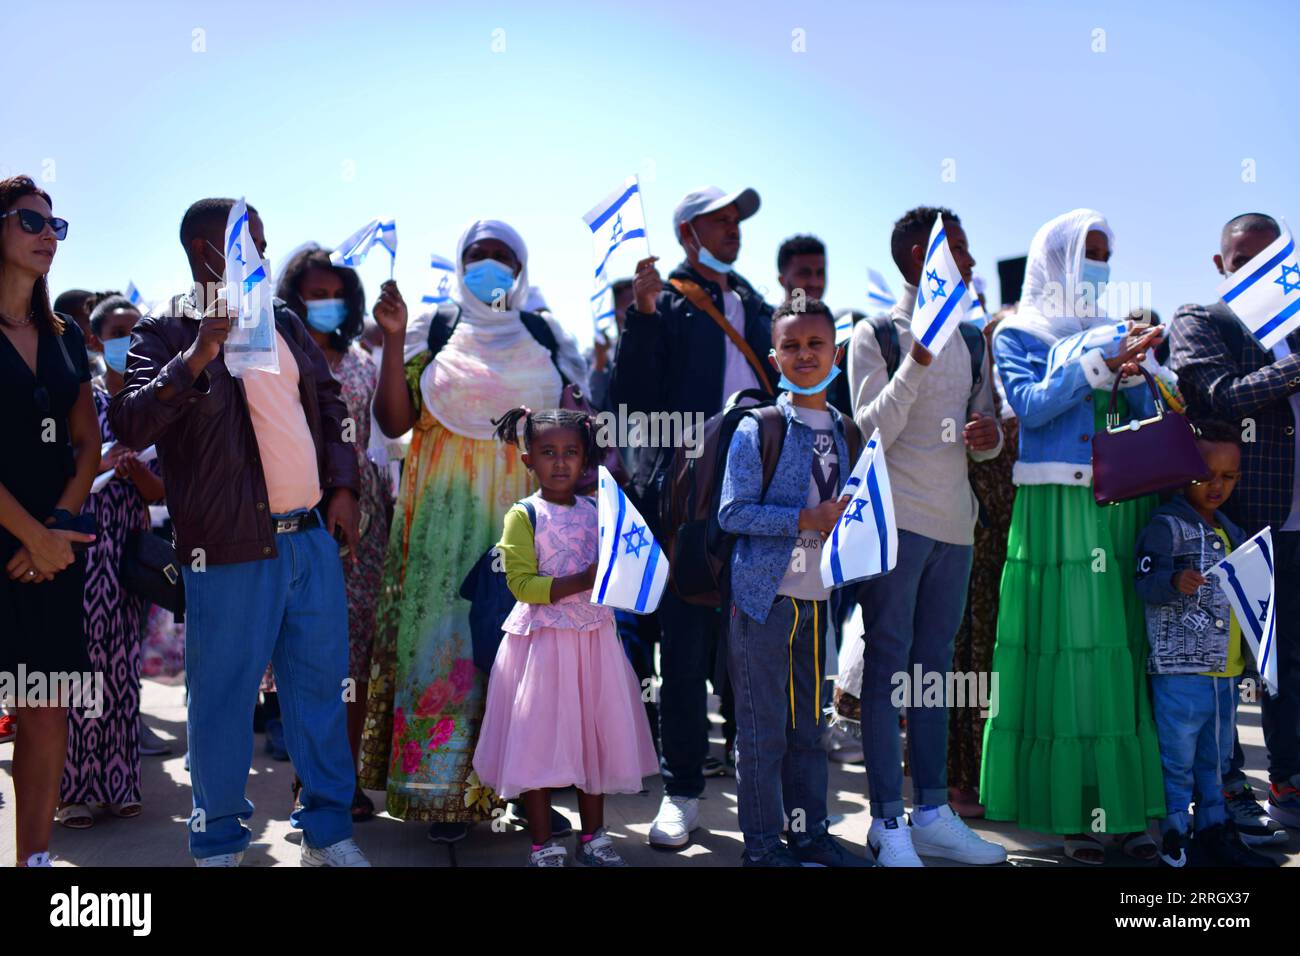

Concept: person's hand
[[1172, 569, 1207, 595], [100, 443, 132, 474], [6, 547, 51, 583], [909, 340, 933, 367], [15, 526, 94, 579], [373, 280, 408, 339], [963, 411, 998, 451], [592, 335, 611, 373], [1104, 326, 1162, 372], [632, 256, 662, 314], [325, 489, 361, 563], [583, 560, 599, 589], [800, 498, 850, 536], [186, 296, 234, 368], [113, 448, 140, 478]]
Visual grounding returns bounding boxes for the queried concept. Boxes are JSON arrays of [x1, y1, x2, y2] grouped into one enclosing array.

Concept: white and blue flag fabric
[[1206, 526, 1278, 695], [1217, 223, 1300, 350], [911, 216, 969, 355], [820, 428, 897, 588], [125, 281, 149, 314], [591, 280, 616, 339], [420, 254, 456, 305], [592, 466, 668, 614], [583, 175, 650, 281], [866, 268, 898, 313], [965, 289, 990, 329], [331, 218, 398, 273], [221, 197, 278, 376]]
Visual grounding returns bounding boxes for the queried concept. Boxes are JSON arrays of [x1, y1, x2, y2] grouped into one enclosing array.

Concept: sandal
[[106, 802, 142, 819], [1119, 831, 1159, 862], [352, 783, 375, 822], [54, 803, 94, 829], [1063, 833, 1105, 865]]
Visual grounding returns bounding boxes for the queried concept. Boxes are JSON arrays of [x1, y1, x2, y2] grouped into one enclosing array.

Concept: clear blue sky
[[9, 0, 1299, 345]]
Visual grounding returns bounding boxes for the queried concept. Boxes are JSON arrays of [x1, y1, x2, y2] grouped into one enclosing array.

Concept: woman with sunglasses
[[0, 175, 101, 867]]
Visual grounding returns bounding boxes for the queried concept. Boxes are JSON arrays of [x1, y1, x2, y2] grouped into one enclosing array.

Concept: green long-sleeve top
[[498, 503, 553, 604]]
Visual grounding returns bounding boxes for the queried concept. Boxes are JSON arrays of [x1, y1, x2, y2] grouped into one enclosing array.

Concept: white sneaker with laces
[[909, 805, 1007, 864], [577, 828, 628, 866], [528, 841, 569, 867], [649, 795, 700, 848], [24, 851, 53, 867], [867, 815, 924, 867], [301, 837, 371, 867], [195, 851, 244, 867]]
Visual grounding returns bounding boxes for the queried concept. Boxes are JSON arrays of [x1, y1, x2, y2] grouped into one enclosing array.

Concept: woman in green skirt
[[980, 209, 1168, 864]]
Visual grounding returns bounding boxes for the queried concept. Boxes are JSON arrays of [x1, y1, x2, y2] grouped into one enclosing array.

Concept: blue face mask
[[463, 258, 517, 305], [770, 352, 842, 395], [690, 225, 733, 274], [1081, 258, 1110, 296], [102, 336, 130, 374], [303, 298, 348, 333]]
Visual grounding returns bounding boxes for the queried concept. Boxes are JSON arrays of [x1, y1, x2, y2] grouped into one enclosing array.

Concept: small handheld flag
[[820, 428, 897, 588], [911, 216, 969, 356], [221, 197, 279, 376], [1217, 222, 1300, 350], [1206, 526, 1278, 695], [965, 288, 989, 329], [125, 281, 149, 314], [332, 218, 398, 277], [591, 280, 616, 339], [583, 175, 651, 281], [866, 268, 897, 313], [420, 254, 456, 305], [592, 466, 668, 614]]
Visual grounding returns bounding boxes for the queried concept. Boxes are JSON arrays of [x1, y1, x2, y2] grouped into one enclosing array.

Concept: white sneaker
[[195, 851, 244, 867], [867, 815, 924, 867], [24, 852, 53, 868], [301, 837, 371, 867], [648, 795, 700, 848], [909, 805, 1007, 865], [576, 828, 628, 867], [528, 840, 569, 867]]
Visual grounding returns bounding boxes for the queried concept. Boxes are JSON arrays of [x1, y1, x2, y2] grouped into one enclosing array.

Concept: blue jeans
[[1151, 674, 1236, 835], [728, 597, 830, 858], [183, 518, 354, 859], [857, 529, 973, 818], [657, 590, 722, 798]]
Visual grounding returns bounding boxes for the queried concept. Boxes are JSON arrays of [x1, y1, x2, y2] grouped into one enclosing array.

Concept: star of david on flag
[[1206, 526, 1278, 695], [1217, 221, 1300, 350], [820, 428, 898, 588], [582, 175, 650, 281], [911, 215, 969, 356], [592, 466, 668, 613], [420, 254, 456, 305]]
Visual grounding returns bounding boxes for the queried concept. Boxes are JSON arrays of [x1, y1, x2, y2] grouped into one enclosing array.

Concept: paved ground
[[2, 676, 1296, 868]]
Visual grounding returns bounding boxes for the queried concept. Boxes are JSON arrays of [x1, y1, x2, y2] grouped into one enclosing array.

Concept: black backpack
[[460, 499, 537, 674], [426, 302, 574, 387], [868, 316, 986, 389]]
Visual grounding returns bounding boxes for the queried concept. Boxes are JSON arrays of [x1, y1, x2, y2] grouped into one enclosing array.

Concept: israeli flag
[[820, 428, 897, 588], [583, 175, 650, 281], [833, 310, 855, 346], [125, 281, 149, 314], [331, 218, 398, 273], [866, 268, 897, 312], [965, 289, 989, 329], [911, 216, 969, 355], [222, 198, 273, 333], [1217, 223, 1300, 349], [591, 280, 616, 339], [592, 466, 668, 614], [1206, 526, 1278, 695], [420, 254, 456, 305]]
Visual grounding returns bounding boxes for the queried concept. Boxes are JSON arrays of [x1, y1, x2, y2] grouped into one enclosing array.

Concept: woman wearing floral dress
[[363, 219, 586, 842]]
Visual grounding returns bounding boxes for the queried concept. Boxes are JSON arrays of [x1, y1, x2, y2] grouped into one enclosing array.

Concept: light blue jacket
[[993, 325, 1158, 486], [717, 393, 859, 623]]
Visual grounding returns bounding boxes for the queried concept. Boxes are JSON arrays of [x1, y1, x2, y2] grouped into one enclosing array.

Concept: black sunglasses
[[1, 208, 68, 240]]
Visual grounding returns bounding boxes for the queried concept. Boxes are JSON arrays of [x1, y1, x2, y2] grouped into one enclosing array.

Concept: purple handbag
[[1091, 367, 1209, 506]]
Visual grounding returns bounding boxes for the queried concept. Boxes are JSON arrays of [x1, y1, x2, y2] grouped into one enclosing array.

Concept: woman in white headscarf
[[978, 210, 1167, 864], [360, 220, 586, 841]]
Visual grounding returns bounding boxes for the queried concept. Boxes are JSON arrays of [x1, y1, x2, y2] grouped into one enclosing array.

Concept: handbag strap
[[669, 278, 774, 397], [1106, 365, 1164, 430]]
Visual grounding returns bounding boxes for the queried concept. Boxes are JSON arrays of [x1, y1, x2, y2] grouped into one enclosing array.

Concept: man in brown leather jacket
[[109, 198, 369, 867]]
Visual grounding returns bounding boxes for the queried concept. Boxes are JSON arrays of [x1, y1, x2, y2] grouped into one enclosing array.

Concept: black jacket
[[609, 261, 776, 510]]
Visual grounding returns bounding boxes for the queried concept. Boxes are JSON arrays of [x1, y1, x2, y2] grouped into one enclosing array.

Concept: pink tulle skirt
[[472, 621, 659, 799]]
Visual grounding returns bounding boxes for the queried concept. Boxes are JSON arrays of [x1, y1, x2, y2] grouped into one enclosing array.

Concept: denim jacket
[[993, 325, 1158, 487], [1134, 495, 1245, 675], [717, 393, 857, 623]]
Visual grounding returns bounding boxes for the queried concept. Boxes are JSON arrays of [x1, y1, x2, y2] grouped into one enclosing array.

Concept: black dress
[[0, 316, 92, 676]]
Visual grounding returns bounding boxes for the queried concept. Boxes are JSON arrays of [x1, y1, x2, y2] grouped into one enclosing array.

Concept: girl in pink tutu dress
[[473, 406, 658, 867]]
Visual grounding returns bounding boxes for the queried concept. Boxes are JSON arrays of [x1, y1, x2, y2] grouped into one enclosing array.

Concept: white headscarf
[[420, 219, 586, 439], [997, 208, 1115, 346]]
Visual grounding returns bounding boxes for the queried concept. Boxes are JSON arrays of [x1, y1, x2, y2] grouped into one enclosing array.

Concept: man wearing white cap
[[609, 185, 776, 848]]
